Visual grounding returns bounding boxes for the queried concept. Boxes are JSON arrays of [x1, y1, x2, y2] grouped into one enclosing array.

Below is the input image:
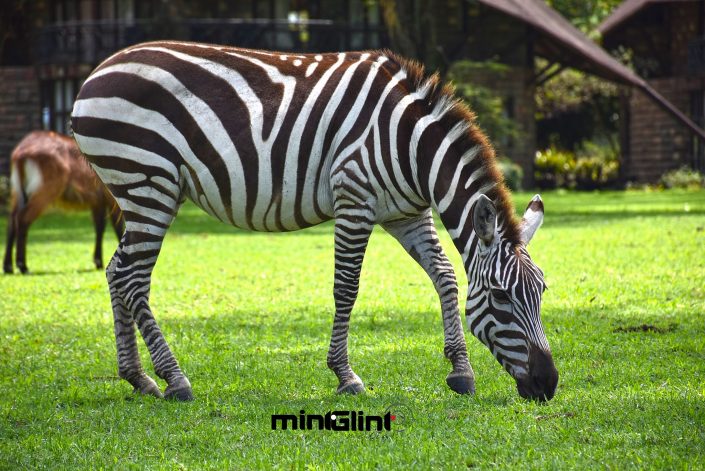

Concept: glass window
[[44, 78, 80, 135]]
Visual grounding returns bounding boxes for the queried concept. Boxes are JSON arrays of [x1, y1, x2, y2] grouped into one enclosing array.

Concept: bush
[[534, 142, 620, 190], [497, 158, 523, 191], [659, 167, 705, 190], [534, 147, 576, 189], [573, 157, 619, 190]]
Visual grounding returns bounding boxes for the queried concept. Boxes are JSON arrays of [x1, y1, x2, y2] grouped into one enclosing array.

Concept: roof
[[599, 0, 695, 35], [476, 0, 705, 141]]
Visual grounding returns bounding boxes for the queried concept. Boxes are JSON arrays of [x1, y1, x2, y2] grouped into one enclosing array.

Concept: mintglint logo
[[271, 410, 396, 431]]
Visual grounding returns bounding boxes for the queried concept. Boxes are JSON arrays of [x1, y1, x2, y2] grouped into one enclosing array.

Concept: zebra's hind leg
[[106, 198, 192, 401], [108, 249, 162, 398], [108, 230, 192, 400], [383, 210, 475, 395], [327, 212, 374, 394]]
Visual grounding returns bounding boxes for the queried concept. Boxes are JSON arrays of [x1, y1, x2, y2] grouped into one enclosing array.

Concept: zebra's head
[[466, 194, 558, 401]]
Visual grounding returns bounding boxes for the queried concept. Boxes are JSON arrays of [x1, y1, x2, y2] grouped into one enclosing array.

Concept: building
[[1, 0, 702, 186], [600, 0, 705, 182], [0, 0, 386, 175]]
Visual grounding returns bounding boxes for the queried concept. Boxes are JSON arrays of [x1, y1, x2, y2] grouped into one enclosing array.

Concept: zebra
[[71, 41, 558, 402]]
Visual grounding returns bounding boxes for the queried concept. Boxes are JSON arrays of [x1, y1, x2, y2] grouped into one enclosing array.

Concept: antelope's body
[[3, 131, 123, 274], [71, 41, 558, 401]]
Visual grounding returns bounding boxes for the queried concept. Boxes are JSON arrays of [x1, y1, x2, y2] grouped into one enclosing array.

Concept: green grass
[[1, 189, 704, 469]]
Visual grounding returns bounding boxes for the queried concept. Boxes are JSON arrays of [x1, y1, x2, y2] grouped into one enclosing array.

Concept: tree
[[378, 0, 444, 71], [537, 0, 624, 153], [545, 0, 623, 37]]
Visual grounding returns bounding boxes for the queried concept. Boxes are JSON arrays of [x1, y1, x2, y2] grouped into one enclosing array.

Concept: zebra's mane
[[381, 50, 522, 246]]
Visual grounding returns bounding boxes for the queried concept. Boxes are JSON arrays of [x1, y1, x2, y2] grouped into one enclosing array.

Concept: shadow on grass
[[3, 267, 99, 277], [1, 193, 704, 244], [542, 209, 705, 227]]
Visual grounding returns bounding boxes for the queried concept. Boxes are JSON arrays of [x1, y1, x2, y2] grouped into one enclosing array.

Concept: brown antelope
[[3, 130, 124, 274]]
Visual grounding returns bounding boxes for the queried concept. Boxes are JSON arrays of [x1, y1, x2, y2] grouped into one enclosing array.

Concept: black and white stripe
[[71, 41, 557, 400]]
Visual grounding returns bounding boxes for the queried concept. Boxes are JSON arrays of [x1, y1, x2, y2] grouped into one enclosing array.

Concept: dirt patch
[[613, 323, 677, 334]]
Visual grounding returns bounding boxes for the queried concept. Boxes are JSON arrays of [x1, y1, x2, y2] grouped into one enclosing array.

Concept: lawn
[[1, 189, 704, 469]]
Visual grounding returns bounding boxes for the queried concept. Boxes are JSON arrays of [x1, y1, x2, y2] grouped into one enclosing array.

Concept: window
[[41, 78, 81, 134]]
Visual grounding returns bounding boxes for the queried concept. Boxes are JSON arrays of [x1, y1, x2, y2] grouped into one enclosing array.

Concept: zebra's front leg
[[383, 211, 475, 394], [328, 214, 374, 394]]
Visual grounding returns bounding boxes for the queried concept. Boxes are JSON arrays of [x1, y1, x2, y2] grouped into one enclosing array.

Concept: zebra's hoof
[[446, 372, 475, 395], [129, 374, 163, 399], [164, 377, 194, 401], [337, 380, 365, 395], [3, 265, 12, 274], [165, 387, 194, 401]]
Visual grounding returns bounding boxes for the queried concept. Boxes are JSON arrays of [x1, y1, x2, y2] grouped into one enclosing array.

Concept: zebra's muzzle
[[516, 348, 558, 401]]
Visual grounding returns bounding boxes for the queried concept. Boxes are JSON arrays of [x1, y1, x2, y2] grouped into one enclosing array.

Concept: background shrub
[[573, 157, 619, 190], [497, 157, 523, 191], [535, 141, 620, 190], [534, 146, 576, 189], [659, 167, 705, 190]]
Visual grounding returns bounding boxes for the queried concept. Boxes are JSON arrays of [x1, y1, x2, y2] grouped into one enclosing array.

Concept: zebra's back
[[72, 41, 407, 232]]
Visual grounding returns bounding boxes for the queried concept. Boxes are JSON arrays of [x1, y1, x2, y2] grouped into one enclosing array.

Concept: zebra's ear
[[473, 194, 497, 244], [520, 194, 544, 245]]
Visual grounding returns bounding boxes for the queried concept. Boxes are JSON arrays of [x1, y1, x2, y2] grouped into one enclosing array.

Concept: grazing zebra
[[71, 41, 558, 401]]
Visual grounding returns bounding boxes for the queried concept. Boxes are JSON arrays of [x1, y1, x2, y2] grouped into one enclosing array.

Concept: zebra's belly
[[182, 167, 334, 232]]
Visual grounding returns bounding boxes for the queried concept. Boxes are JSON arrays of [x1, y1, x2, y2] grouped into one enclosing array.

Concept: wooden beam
[[639, 82, 705, 142]]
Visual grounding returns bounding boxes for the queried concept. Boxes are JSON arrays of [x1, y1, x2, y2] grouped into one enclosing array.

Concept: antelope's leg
[[3, 207, 17, 274], [328, 212, 374, 394], [383, 210, 475, 394], [109, 204, 125, 239], [91, 203, 107, 269], [14, 198, 47, 275]]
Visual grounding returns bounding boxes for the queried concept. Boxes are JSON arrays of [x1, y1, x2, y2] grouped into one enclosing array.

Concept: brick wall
[[626, 76, 704, 182], [0, 67, 41, 176]]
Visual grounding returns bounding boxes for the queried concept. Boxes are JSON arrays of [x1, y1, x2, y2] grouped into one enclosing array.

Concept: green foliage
[[536, 62, 620, 153], [573, 141, 620, 190], [497, 158, 523, 192], [446, 60, 520, 151], [545, 0, 623, 34], [659, 167, 705, 190], [1, 191, 704, 468], [534, 147, 577, 189], [535, 142, 620, 190], [535, 66, 619, 121], [573, 157, 619, 190]]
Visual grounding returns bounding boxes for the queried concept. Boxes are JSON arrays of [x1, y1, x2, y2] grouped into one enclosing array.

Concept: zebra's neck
[[411, 111, 520, 271]]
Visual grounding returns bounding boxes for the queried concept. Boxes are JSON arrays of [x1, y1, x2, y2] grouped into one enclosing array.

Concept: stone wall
[[0, 67, 41, 176]]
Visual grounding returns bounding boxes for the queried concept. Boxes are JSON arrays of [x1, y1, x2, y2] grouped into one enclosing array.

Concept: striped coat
[[72, 41, 557, 401]]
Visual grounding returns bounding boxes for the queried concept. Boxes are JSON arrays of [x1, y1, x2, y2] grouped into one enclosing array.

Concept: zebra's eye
[[491, 289, 511, 303]]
